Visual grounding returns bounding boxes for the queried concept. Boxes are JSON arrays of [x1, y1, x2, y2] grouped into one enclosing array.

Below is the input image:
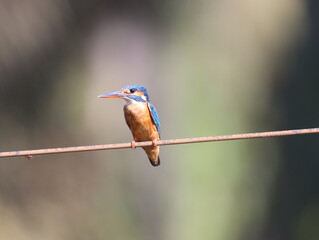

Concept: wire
[[0, 127, 318, 159]]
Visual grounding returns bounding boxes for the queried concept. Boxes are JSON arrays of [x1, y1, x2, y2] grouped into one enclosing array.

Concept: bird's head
[[98, 85, 149, 104]]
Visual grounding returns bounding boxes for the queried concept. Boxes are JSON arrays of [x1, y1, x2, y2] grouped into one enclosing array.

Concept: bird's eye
[[130, 88, 137, 93]]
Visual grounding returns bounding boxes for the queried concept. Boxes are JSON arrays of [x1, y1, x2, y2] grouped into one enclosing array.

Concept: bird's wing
[[148, 103, 160, 134]]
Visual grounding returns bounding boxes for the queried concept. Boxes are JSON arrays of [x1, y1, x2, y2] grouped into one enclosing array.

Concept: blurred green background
[[0, 0, 319, 239]]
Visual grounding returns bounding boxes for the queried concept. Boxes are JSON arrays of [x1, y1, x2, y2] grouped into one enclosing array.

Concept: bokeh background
[[0, 0, 318, 239]]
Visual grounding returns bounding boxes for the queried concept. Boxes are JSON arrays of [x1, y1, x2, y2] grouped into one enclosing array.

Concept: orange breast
[[124, 102, 159, 141]]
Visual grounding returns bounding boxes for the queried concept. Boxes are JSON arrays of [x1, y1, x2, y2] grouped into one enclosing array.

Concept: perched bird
[[98, 85, 161, 166]]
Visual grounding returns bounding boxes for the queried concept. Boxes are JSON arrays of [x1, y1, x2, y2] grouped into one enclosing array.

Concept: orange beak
[[98, 91, 126, 98]]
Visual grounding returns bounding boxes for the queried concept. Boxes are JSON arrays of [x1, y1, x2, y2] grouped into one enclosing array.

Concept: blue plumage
[[122, 85, 149, 101], [123, 85, 160, 133], [128, 95, 147, 102], [148, 103, 160, 134], [98, 84, 161, 166]]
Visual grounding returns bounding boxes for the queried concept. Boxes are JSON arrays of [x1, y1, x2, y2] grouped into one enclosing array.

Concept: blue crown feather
[[122, 85, 149, 101]]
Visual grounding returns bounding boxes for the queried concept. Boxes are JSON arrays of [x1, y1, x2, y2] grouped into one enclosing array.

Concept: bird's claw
[[152, 139, 159, 147], [131, 140, 136, 149]]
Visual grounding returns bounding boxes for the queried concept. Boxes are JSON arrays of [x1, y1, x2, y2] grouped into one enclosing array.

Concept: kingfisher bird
[[98, 85, 161, 167]]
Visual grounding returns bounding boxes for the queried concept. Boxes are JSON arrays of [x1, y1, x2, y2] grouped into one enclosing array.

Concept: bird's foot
[[152, 139, 159, 147], [131, 140, 137, 149]]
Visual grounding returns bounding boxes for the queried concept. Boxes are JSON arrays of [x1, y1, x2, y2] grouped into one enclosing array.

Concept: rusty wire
[[0, 127, 318, 159], [0, 128, 319, 159]]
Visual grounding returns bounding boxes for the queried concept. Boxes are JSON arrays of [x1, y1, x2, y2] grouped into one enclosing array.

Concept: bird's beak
[[98, 91, 126, 98]]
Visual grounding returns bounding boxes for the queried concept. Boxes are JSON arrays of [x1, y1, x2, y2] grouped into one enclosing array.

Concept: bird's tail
[[143, 146, 160, 167], [149, 156, 160, 167]]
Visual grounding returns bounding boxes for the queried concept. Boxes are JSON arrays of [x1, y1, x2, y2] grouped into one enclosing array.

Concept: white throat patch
[[123, 97, 138, 105], [141, 95, 147, 101]]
